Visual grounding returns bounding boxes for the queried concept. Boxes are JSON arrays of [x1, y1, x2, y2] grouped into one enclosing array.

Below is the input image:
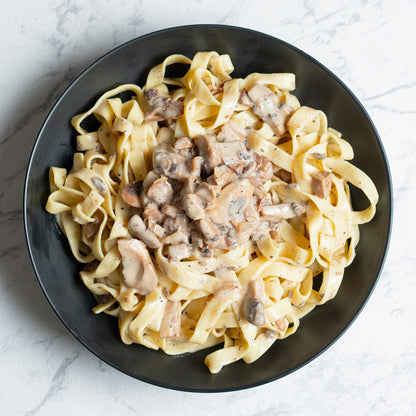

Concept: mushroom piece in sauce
[[242, 83, 293, 136], [144, 89, 184, 122], [311, 171, 332, 198], [160, 300, 182, 338], [241, 279, 267, 326], [117, 238, 158, 296]]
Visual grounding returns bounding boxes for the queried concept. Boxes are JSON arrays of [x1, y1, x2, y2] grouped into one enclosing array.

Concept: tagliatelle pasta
[[46, 52, 378, 373]]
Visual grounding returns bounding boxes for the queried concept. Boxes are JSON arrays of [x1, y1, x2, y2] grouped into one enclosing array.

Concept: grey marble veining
[[1, 0, 415, 415]]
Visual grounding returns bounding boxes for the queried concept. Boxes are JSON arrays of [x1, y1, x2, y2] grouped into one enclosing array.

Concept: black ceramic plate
[[24, 25, 392, 392]]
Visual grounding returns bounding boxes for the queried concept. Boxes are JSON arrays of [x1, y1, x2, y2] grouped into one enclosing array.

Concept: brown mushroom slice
[[128, 214, 161, 249], [117, 238, 158, 296], [198, 218, 220, 243], [244, 197, 261, 224], [206, 179, 254, 225], [183, 193, 205, 220], [232, 160, 257, 177], [194, 182, 220, 206], [211, 165, 238, 187], [162, 229, 189, 245], [260, 202, 306, 220], [168, 243, 192, 261], [163, 212, 189, 234], [247, 178, 267, 200], [311, 171, 332, 198], [275, 168, 292, 184], [246, 83, 292, 136], [196, 134, 221, 175], [190, 226, 204, 249], [84, 210, 104, 239], [152, 144, 193, 181], [143, 202, 165, 224], [186, 156, 203, 178], [148, 222, 166, 239], [143, 171, 160, 191], [217, 141, 252, 167], [121, 180, 143, 208], [238, 88, 252, 106], [94, 293, 113, 305], [91, 177, 106, 194], [241, 279, 267, 326], [161, 204, 178, 218], [217, 118, 247, 142], [174, 137, 195, 151], [144, 89, 184, 122], [254, 153, 274, 182], [147, 176, 174, 205], [160, 300, 182, 338]]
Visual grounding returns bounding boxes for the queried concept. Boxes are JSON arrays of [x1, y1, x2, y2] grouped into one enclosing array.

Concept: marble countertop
[[1, 1, 415, 415]]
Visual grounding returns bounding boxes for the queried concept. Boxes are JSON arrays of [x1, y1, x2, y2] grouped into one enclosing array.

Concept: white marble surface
[[0, 0, 415, 414]]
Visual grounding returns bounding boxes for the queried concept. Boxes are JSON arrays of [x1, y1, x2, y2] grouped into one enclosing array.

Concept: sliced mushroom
[[238, 88, 252, 106], [244, 197, 261, 223], [206, 179, 254, 225], [247, 178, 267, 200], [160, 300, 182, 338], [254, 153, 274, 182], [117, 238, 158, 296], [217, 141, 252, 167], [198, 218, 220, 243], [147, 176, 174, 205], [217, 118, 247, 142], [163, 212, 189, 236], [276, 168, 292, 183], [162, 229, 189, 245], [143, 171, 160, 191], [241, 279, 266, 326], [311, 171, 332, 198], [84, 210, 104, 239], [91, 177, 106, 193], [183, 193, 205, 220], [211, 165, 238, 187], [161, 204, 178, 218], [186, 156, 203, 178], [128, 214, 161, 249], [196, 134, 221, 175], [246, 83, 292, 136], [94, 293, 113, 305], [143, 202, 165, 224], [152, 144, 193, 181], [260, 202, 305, 220], [121, 180, 143, 208], [174, 137, 195, 150], [194, 182, 220, 206], [190, 226, 204, 249], [167, 243, 192, 261], [232, 160, 257, 177], [147, 222, 166, 239], [144, 89, 183, 122]]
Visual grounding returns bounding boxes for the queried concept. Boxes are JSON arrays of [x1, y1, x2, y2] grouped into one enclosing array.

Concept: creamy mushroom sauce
[[121, 90, 305, 265]]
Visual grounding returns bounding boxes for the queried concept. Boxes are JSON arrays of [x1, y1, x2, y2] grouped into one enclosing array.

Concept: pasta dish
[[46, 52, 378, 373]]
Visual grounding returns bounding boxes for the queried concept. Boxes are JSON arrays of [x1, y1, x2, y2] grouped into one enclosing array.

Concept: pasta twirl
[[46, 52, 378, 373]]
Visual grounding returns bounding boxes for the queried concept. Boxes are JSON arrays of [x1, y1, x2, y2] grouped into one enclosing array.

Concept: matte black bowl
[[24, 25, 392, 392]]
